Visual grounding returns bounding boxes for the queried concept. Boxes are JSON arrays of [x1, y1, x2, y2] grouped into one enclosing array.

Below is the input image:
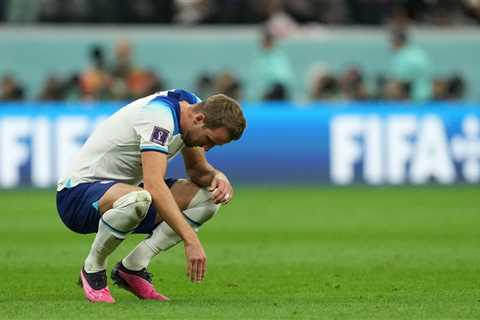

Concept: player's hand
[[184, 238, 207, 283], [209, 171, 233, 204]]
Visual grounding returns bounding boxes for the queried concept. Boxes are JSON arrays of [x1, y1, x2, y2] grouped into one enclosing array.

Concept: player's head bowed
[[193, 94, 246, 141]]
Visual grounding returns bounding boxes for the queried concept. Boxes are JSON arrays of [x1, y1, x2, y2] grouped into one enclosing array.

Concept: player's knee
[[113, 190, 152, 222], [187, 188, 211, 208]]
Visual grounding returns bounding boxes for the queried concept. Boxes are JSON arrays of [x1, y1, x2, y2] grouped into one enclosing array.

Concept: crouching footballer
[[56, 89, 246, 303]]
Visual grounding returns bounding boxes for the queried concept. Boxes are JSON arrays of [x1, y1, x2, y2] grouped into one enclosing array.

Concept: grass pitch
[[1, 186, 479, 319]]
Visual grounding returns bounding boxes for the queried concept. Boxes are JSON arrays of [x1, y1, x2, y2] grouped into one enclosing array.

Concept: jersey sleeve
[[133, 103, 174, 154]]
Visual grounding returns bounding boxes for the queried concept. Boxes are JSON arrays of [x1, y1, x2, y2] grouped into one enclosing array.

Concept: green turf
[[1, 186, 479, 319]]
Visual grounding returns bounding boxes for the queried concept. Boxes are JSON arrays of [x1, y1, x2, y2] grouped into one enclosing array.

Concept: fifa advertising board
[[0, 102, 478, 187]]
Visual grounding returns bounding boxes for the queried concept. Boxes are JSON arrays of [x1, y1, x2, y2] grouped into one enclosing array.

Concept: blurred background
[[2, 4, 480, 318], [0, 0, 479, 187], [0, 0, 480, 320]]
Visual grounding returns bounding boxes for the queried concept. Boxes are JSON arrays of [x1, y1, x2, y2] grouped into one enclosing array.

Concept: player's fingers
[[208, 178, 218, 192], [214, 191, 224, 203], [223, 191, 232, 204], [188, 260, 197, 282], [211, 187, 226, 203], [188, 258, 199, 282], [197, 257, 207, 282], [195, 261, 203, 282], [213, 181, 228, 203], [209, 180, 221, 196], [216, 194, 228, 204], [210, 188, 220, 202], [219, 186, 233, 204], [224, 186, 233, 201]]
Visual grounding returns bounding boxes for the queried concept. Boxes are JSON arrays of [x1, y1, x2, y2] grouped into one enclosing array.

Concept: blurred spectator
[[386, 4, 410, 29], [446, 74, 466, 100], [261, 0, 298, 38], [195, 72, 215, 98], [250, 28, 294, 101], [127, 68, 165, 99], [383, 80, 411, 101], [430, 74, 465, 101], [36, 0, 175, 23], [37, 74, 64, 101], [463, 0, 480, 23], [309, 64, 370, 102], [339, 67, 369, 100], [110, 39, 166, 99], [309, 66, 341, 100], [214, 71, 242, 101], [204, 0, 261, 24], [395, 0, 430, 24], [345, 0, 393, 25], [38, 0, 90, 23], [109, 39, 134, 100], [5, 0, 40, 23], [80, 44, 112, 100], [388, 28, 433, 102], [263, 82, 289, 101], [432, 78, 448, 101], [37, 0, 62, 22], [0, 74, 25, 101], [373, 74, 388, 100], [174, 0, 210, 24], [417, 0, 465, 25], [111, 39, 134, 79], [194, 71, 242, 100], [63, 73, 83, 101], [125, 0, 170, 23], [306, 0, 349, 25]]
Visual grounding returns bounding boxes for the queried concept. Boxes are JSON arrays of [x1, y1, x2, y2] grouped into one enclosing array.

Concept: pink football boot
[[79, 268, 115, 303], [111, 262, 169, 301]]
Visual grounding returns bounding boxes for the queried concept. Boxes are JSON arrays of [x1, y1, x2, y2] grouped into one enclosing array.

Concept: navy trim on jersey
[[140, 147, 169, 154], [170, 89, 202, 104]]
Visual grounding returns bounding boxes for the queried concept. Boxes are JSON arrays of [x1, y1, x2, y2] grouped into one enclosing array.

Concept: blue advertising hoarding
[[0, 102, 478, 187]]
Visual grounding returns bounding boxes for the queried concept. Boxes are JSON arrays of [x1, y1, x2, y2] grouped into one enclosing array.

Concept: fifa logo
[[330, 115, 480, 185]]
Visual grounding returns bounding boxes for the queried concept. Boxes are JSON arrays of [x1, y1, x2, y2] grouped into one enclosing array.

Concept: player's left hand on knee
[[209, 172, 233, 205]]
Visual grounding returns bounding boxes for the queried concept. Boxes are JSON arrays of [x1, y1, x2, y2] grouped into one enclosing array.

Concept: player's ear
[[193, 112, 205, 125]]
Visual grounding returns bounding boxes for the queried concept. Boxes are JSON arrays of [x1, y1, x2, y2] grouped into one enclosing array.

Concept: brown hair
[[194, 94, 246, 141]]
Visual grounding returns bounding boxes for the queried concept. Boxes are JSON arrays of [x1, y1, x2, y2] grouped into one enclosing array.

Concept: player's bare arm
[[182, 146, 233, 204], [142, 150, 207, 283]]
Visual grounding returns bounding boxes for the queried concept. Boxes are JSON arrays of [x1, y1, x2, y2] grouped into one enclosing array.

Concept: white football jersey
[[57, 89, 201, 191]]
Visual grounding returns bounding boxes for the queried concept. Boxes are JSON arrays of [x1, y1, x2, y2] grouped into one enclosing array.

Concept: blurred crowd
[[309, 28, 466, 103], [0, 27, 468, 103], [1, 40, 166, 102], [0, 0, 475, 103], [0, 0, 479, 26]]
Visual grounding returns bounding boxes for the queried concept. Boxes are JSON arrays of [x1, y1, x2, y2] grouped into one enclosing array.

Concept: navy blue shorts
[[56, 179, 177, 234]]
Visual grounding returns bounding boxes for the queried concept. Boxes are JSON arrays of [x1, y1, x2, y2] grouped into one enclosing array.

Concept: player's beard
[[181, 131, 196, 147]]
